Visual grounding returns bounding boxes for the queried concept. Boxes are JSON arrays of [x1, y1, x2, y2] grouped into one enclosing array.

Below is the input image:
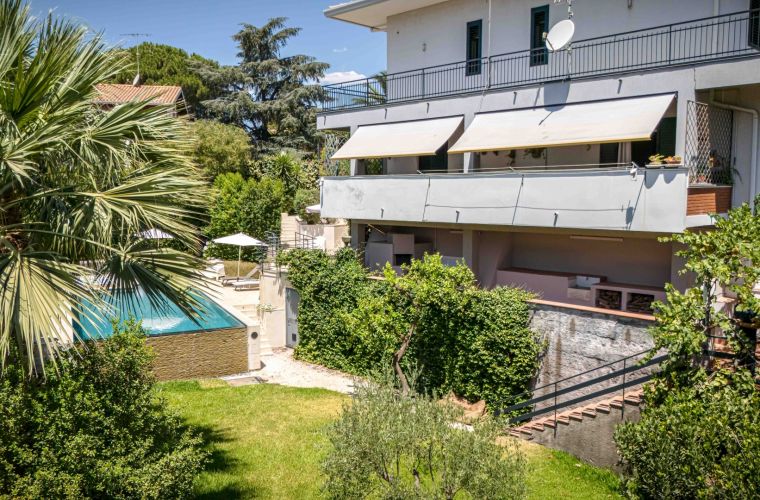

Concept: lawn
[[223, 260, 260, 278], [161, 380, 622, 499]]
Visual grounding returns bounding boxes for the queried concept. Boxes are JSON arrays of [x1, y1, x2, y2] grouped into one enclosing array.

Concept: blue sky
[[27, 0, 386, 83]]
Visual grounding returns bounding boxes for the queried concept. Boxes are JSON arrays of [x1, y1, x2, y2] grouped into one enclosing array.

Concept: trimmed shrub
[[323, 373, 527, 499], [0, 321, 207, 499], [283, 249, 542, 409]]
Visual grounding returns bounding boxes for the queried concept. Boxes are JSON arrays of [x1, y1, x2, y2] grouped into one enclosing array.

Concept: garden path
[[223, 348, 356, 394]]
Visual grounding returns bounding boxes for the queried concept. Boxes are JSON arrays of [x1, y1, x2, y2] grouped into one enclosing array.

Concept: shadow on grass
[[189, 423, 254, 500]]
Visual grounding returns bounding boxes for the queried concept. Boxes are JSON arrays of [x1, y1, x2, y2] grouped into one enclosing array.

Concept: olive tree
[[323, 372, 526, 499]]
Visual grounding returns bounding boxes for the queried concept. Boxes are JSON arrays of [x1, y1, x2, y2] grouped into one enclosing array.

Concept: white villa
[[316, 0, 760, 317]]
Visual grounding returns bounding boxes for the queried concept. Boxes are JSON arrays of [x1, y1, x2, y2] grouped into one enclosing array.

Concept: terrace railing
[[322, 9, 760, 112]]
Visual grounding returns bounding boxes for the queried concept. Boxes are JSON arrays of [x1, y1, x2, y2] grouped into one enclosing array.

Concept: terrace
[[320, 9, 760, 112]]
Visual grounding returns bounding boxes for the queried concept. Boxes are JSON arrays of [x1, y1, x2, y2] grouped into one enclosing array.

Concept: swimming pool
[[75, 289, 245, 339]]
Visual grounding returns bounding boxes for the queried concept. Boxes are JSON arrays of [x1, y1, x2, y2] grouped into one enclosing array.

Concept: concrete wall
[[509, 232, 673, 287], [147, 328, 249, 380], [529, 302, 655, 406], [528, 401, 641, 471], [258, 266, 293, 352], [385, 0, 746, 74], [322, 167, 690, 233]]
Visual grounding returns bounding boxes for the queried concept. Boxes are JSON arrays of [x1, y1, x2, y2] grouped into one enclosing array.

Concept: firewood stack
[[627, 293, 655, 314], [596, 289, 622, 310]]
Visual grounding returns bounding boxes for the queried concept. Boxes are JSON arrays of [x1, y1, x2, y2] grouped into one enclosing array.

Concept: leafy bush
[[282, 248, 381, 372], [613, 200, 760, 498], [293, 188, 320, 224], [191, 120, 253, 178], [615, 373, 760, 499], [0, 321, 207, 499], [323, 373, 527, 499], [453, 287, 544, 410], [205, 172, 285, 260], [284, 249, 542, 409], [251, 152, 301, 209]]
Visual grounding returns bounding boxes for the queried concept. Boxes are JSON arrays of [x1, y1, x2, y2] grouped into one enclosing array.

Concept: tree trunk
[[393, 323, 415, 396]]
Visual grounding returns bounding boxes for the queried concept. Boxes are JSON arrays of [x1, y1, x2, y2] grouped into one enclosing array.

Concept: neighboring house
[[93, 83, 185, 115], [317, 0, 760, 318]]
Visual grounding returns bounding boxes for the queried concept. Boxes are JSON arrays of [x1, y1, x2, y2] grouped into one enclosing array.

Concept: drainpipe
[[713, 0, 720, 16], [710, 90, 759, 209]]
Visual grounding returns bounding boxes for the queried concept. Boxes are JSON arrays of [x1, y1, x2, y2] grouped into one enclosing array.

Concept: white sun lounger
[[233, 279, 260, 291], [221, 265, 261, 285]]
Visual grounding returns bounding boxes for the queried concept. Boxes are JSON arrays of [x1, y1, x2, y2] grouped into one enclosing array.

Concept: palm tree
[[351, 71, 388, 106], [0, 1, 208, 374]]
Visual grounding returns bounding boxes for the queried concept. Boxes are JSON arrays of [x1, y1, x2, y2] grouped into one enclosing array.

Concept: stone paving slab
[[223, 348, 356, 394]]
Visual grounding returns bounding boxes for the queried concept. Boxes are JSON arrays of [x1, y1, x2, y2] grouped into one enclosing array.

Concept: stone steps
[[508, 388, 644, 439]]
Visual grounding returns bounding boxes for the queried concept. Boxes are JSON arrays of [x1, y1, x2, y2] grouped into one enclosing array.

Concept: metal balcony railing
[[321, 9, 760, 112]]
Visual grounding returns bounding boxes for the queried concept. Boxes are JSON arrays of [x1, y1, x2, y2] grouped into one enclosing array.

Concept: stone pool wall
[[147, 327, 248, 380]]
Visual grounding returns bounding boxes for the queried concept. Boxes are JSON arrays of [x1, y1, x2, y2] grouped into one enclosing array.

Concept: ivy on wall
[[281, 249, 543, 409]]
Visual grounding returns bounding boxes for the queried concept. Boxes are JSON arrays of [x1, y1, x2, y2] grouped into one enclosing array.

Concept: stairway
[[508, 389, 644, 470], [509, 389, 644, 439], [279, 213, 300, 246]]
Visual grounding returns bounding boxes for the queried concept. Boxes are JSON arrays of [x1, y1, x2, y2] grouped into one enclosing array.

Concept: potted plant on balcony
[[647, 154, 665, 167], [664, 155, 682, 166]]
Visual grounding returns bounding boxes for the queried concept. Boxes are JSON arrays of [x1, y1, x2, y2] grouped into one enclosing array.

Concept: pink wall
[[493, 232, 673, 288], [391, 226, 464, 258], [379, 225, 675, 290]]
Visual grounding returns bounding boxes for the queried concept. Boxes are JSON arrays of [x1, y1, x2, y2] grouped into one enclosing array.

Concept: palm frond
[[0, 1, 210, 375]]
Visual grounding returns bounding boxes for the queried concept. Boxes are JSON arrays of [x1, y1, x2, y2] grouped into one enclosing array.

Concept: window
[[530, 5, 549, 66], [419, 145, 449, 172], [751, 0, 760, 49], [466, 20, 482, 76], [599, 143, 620, 165], [631, 117, 676, 166]]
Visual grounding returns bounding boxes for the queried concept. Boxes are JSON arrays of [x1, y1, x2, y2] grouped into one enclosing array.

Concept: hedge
[[281, 248, 543, 409]]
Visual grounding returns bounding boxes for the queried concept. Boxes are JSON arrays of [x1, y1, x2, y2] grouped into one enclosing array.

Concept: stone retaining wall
[[529, 302, 655, 407], [147, 327, 248, 380]]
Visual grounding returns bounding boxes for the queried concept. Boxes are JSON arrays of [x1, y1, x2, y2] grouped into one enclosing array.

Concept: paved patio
[[223, 348, 356, 394]]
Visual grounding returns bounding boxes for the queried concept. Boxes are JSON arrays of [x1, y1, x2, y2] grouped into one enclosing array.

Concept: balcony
[[320, 166, 690, 233], [321, 9, 760, 112]]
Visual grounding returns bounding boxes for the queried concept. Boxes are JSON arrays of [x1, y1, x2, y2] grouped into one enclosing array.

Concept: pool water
[[75, 289, 245, 339]]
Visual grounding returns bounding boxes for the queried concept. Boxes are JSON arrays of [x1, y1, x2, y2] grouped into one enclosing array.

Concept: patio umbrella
[[212, 232, 266, 280]]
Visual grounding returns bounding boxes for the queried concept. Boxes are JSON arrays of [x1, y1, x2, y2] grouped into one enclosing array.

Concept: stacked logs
[[627, 293, 655, 315], [596, 289, 622, 310]]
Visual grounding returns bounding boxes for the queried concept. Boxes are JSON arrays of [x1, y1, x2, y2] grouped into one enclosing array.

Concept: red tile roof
[[94, 84, 184, 106]]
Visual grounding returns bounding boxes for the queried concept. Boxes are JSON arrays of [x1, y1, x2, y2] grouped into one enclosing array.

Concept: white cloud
[[320, 70, 367, 84], [332, 47, 348, 53]]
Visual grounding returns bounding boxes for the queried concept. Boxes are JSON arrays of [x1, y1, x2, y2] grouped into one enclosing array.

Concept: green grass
[[161, 381, 622, 499], [520, 441, 622, 500], [161, 380, 344, 499]]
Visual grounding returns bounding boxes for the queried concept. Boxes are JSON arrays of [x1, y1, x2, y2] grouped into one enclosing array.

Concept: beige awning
[[448, 94, 675, 154], [331, 116, 463, 160]]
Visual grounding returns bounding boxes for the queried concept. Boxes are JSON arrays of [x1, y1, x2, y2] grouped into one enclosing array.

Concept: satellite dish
[[545, 19, 575, 52]]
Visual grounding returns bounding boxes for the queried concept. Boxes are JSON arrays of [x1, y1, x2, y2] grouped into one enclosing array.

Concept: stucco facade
[[318, 0, 760, 314]]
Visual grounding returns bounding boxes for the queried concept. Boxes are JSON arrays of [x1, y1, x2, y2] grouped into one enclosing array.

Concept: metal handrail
[[498, 342, 759, 425], [504, 348, 655, 408], [321, 9, 760, 112]]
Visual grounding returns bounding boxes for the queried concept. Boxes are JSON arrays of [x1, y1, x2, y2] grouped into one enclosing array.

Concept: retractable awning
[[448, 94, 675, 154], [331, 116, 463, 160]]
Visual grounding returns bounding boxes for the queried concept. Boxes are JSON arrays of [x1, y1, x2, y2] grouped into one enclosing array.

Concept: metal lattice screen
[[321, 133, 348, 176], [685, 101, 733, 185]]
